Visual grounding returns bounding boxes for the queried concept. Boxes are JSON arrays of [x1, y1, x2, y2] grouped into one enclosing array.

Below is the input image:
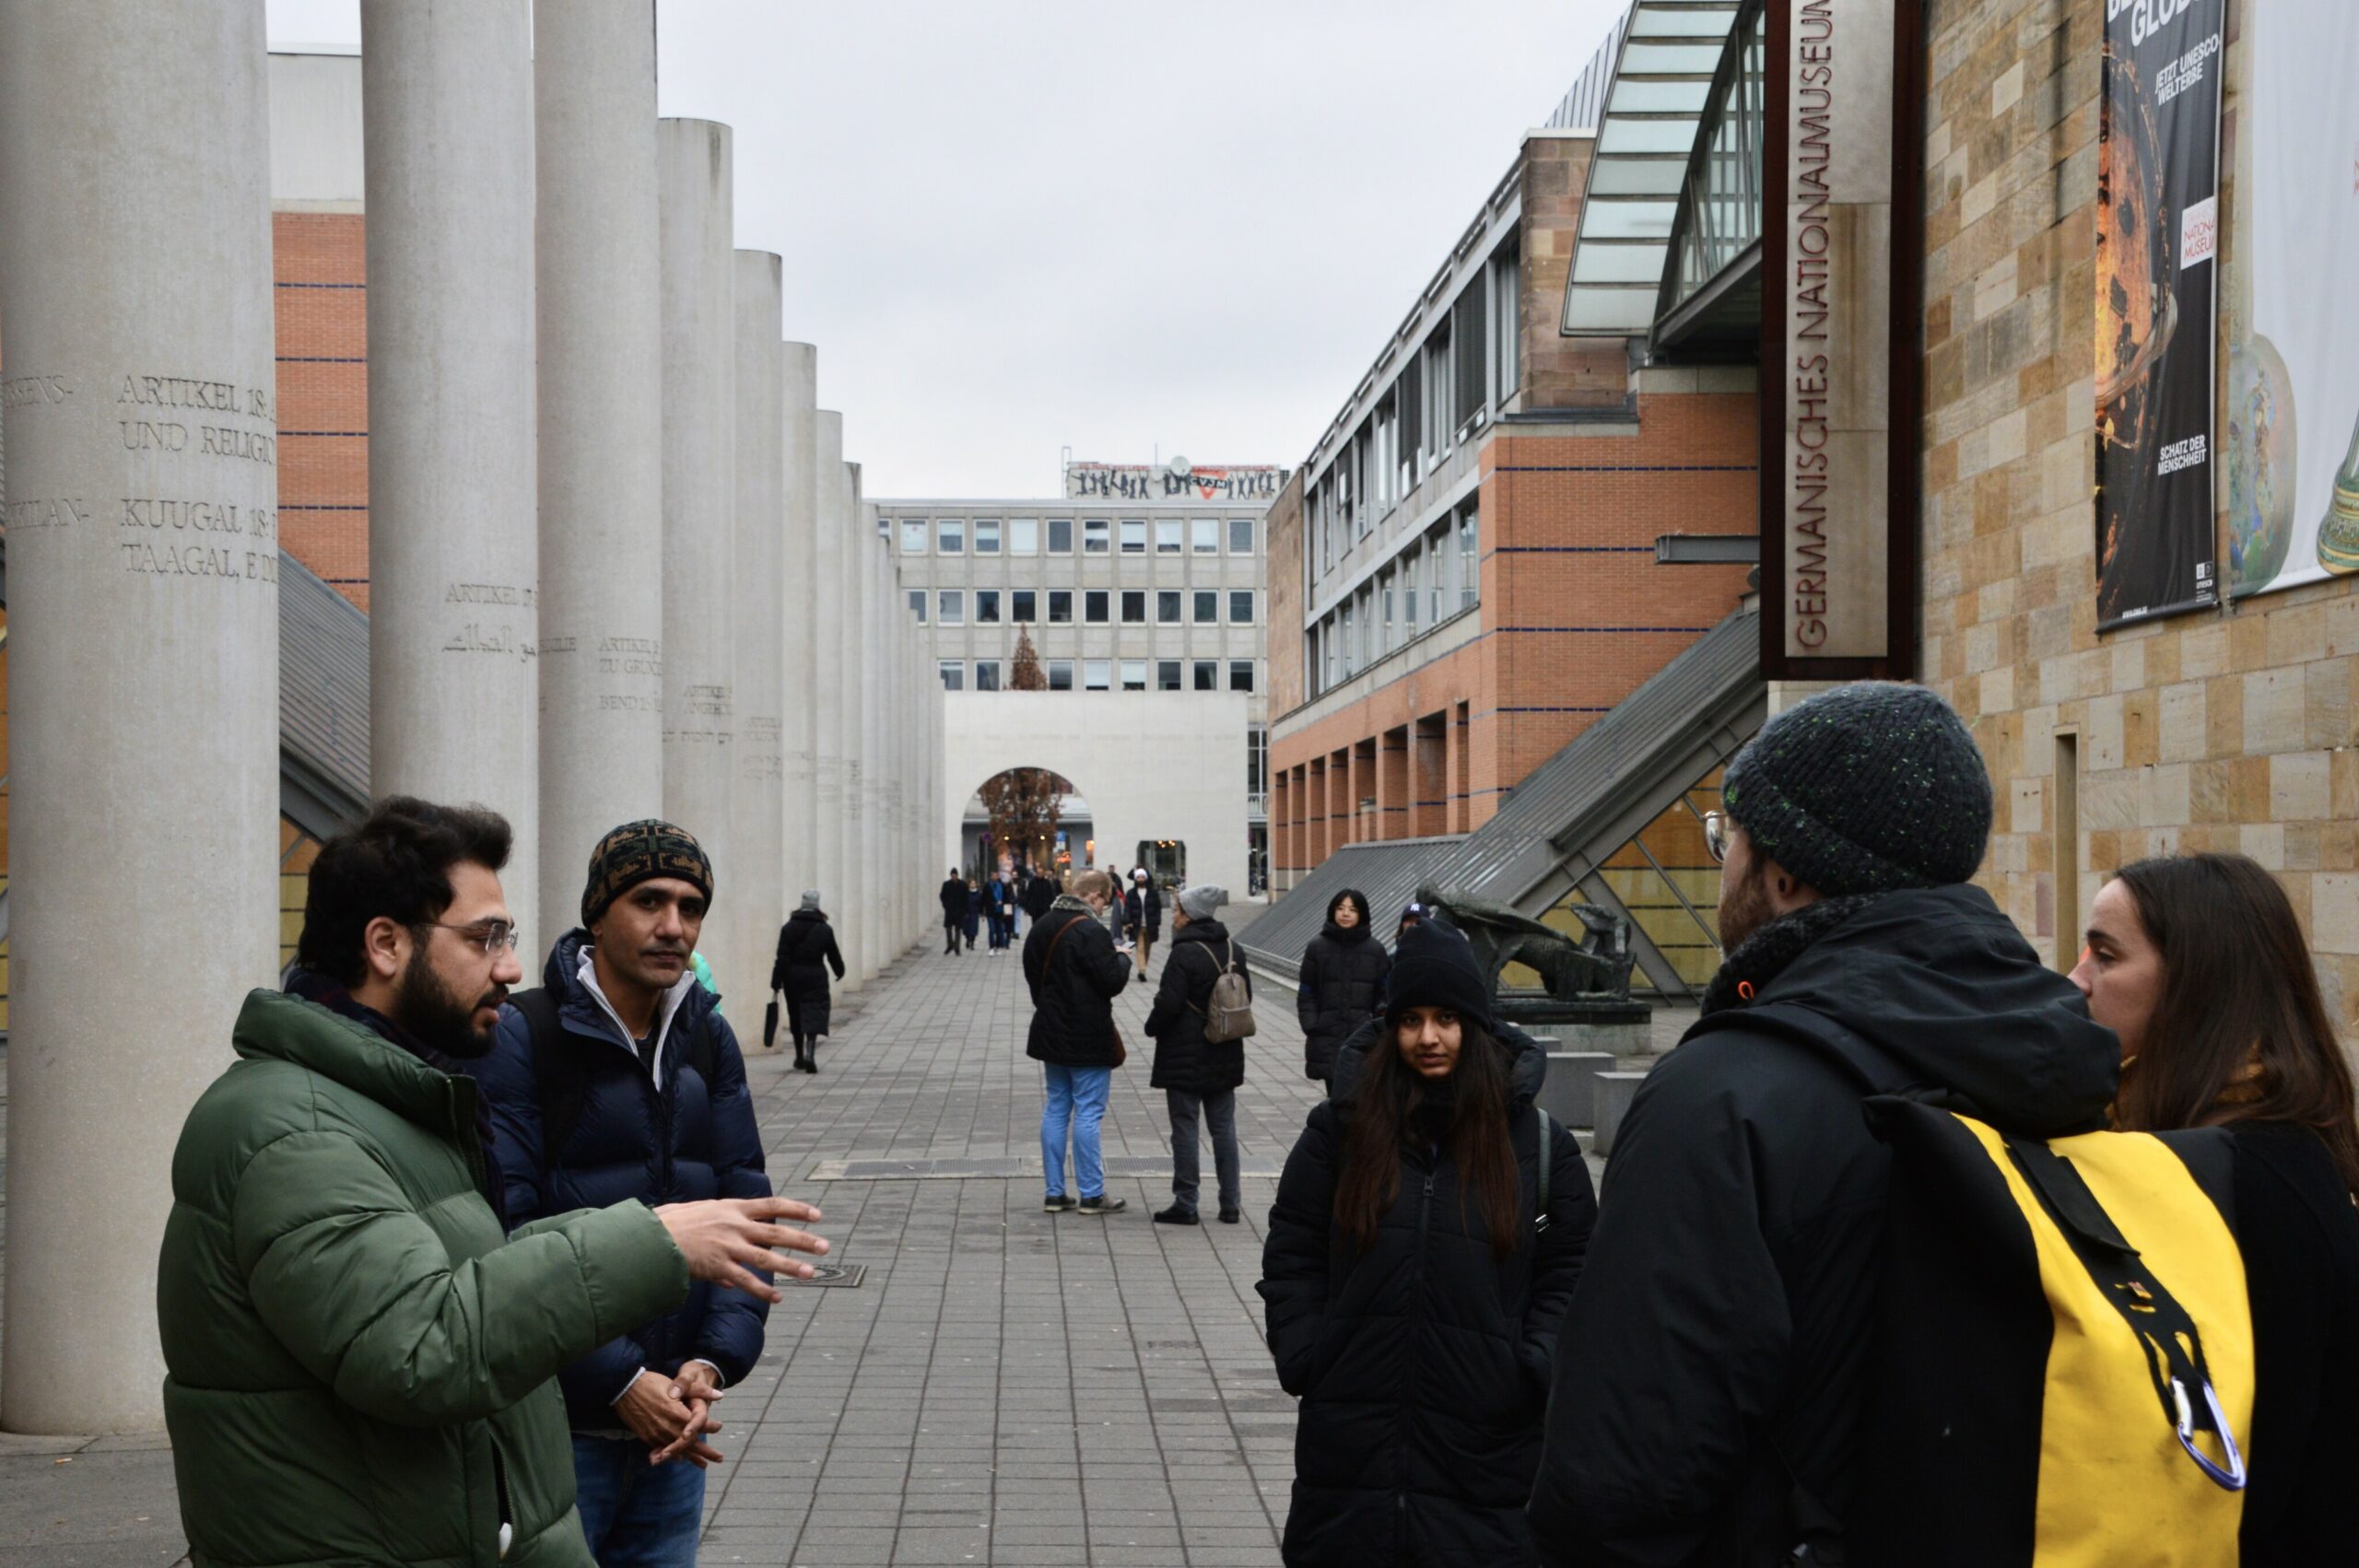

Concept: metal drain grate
[[783, 1262, 866, 1289]]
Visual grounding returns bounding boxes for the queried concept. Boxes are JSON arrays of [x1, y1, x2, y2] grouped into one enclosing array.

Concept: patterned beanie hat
[[1720, 681, 1991, 896], [581, 819, 714, 927]]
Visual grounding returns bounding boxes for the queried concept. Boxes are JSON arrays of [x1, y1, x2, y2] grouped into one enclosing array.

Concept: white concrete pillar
[[731, 251, 784, 1023], [657, 120, 737, 986], [812, 410, 847, 985], [535, 0, 662, 937], [362, 0, 540, 937], [840, 458, 870, 985], [855, 479, 883, 982], [0, 0, 280, 1434], [779, 343, 818, 905]]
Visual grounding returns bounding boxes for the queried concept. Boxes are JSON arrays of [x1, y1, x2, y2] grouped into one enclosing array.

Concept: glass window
[[937, 660, 964, 691], [1084, 518, 1109, 554], [1121, 659, 1147, 692], [1049, 516, 1074, 554], [1121, 519, 1146, 554], [1193, 590, 1218, 624], [974, 518, 1001, 555], [1157, 590, 1181, 624], [1229, 590, 1254, 624], [908, 589, 926, 622], [1012, 589, 1036, 623], [1049, 659, 1074, 690], [1121, 590, 1145, 624], [1084, 659, 1111, 691], [1086, 590, 1109, 624], [936, 518, 964, 555], [900, 518, 927, 554], [1461, 507, 1480, 611], [1009, 517, 1038, 556], [974, 659, 1002, 692], [937, 589, 964, 626], [1193, 660, 1217, 691], [1050, 589, 1074, 624], [975, 590, 1001, 624], [1157, 660, 1182, 691], [1230, 660, 1255, 693], [1192, 518, 1219, 553], [1156, 519, 1182, 554], [1230, 516, 1254, 554]]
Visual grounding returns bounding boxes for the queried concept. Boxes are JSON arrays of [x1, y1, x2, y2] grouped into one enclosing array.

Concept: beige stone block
[[1927, 118, 1953, 169], [1991, 58, 2026, 115], [2232, 755, 2274, 822], [2286, 822, 2324, 872], [2110, 638, 2145, 693], [2189, 758, 2234, 823], [2245, 667, 2307, 755], [1981, 666, 2016, 715], [2083, 768, 2139, 831], [2123, 693, 2159, 768], [1987, 407, 2028, 468], [2314, 874, 2359, 956], [2241, 824, 2288, 871], [2181, 623, 2231, 679], [2012, 778, 2045, 835], [2206, 674, 2245, 759], [2139, 764, 2190, 827], [1978, 576, 2019, 624], [2336, 751, 2359, 819], [2158, 681, 2206, 763], [1965, 622, 2001, 675], [2307, 657, 2353, 749], [2086, 692, 2125, 769], [2323, 594, 2359, 659], [1962, 170, 2000, 227], [2266, 601, 2329, 666], [1975, 251, 2020, 323], [2271, 751, 2332, 822]]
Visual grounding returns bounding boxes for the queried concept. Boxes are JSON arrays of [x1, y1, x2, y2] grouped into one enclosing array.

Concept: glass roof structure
[[1654, 0, 1766, 347], [1557, 0, 1747, 338]]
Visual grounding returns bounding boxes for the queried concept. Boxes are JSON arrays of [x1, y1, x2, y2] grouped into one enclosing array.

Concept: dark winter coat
[[1528, 884, 2118, 1567], [1261, 1023, 1596, 1567], [470, 930, 772, 1430], [1123, 883, 1164, 940], [1023, 899, 1133, 1069], [987, 877, 1019, 924], [1144, 919, 1250, 1095], [963, 885, 983, 940], [939, 876, 968, 922], [1296, 894, 1391, 1082], [771, 910, 846, 1038], [1021, 874, 1058, 919]]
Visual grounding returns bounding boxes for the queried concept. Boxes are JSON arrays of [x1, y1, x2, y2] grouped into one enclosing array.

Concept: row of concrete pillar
[[0, 0, 940, 1433]]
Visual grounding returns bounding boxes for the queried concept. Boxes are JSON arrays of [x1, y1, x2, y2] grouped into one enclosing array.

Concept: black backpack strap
[[511, 987, 593, 1167], [681, 1007, 720, 1088]]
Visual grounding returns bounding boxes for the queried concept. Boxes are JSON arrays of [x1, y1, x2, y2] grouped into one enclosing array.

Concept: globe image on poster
[[2227, 333, 2296, 592]]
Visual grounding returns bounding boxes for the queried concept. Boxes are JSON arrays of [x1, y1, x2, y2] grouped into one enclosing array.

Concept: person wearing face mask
[[2070, 852, 2359, 1562], [1294, 888, 1391, 1082], [1260, 920, 1594, 1566]]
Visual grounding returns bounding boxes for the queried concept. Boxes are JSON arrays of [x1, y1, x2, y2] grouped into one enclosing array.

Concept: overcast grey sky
[[266, 1, 1628, 497]]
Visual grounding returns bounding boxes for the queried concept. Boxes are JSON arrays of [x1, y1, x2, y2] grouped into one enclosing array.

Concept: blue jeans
[[572, 1432, 705, 1568], [1042, 1063, 1112, 1199]]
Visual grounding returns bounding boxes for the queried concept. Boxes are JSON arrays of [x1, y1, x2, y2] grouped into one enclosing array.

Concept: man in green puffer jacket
[[158, 797, 827, 1567]]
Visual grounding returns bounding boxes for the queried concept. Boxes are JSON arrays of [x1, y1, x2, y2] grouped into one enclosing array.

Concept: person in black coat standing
[[771, 891, 845, 1074], [1145, 884, 1248, 1225], [1260, 921, 1594, 1567], [1023, 868, 1133, 1215], [1295, 888, 1391, 1083], [938, 868, 968, 955], [1020, 868, 1058, 921], [1122, 868, 1164, 977]]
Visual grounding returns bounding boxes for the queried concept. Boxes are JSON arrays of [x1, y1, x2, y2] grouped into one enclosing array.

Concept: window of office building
[[975, 659, 1002, 691], [1012, 589, 1036, 623], [1380, 569, 1396, 652], [1049, 516, 1074, 554], [937, 660, 964, 691], [974, 518, 1001, 556], [1084, 659, 1111, 691], [1085, 518, 1110, 554], [1121, 519, 1146, 554], [1491, 246, 1520, 408], [1230, 515, 1254, 555], [1156, 519, 1181, 554], [1049, 659, 1074, 690], [937, 518, 964, 555], [976, 590, 1001, 624], [1249, 725, 1269, 800], [908, 589, 926, 622], [900, 518, 926, 554], [938, 589, 964, 626], [1086, 590, 1109, 624], [1230, 660, 1255, 693], [1460, 506, 1480, 611], [1423, 322, 1452, 466], [1192, 518, 1218, 553], [1121, 659, 1147, 692], [1193, 660, 1216, 691], [1229, 590, 1253, 624], [1452, 283, 1486, 439], [1049, 589, 1074, 624], [1158, 590, 1181, 625], [1193, 589, 1218, 624], [1157, 660, 1181, 691], [1121, 590, 1145, 624], [1340, 600, 1356, 677], [1008, 517, 1037, 556], [1396, 357, 1423, 492]]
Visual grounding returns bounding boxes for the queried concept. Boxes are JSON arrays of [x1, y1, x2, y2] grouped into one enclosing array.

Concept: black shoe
[[1043, 1194, 1076, 1213], [1076, 1195, 1127, 1215], [802, 1059, 819, 1074], [1153, 1205, 1199, 1225], [1218, 1207, 1241, 1224]]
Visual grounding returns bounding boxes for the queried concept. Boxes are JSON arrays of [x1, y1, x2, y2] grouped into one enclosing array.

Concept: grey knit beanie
[[799, 890, 823, 912], [1720, 682, 1991, 895], [1178, 884, 1224, 921]]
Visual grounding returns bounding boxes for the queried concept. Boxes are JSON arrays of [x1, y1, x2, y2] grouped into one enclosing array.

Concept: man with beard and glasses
[[158, 797, 829, 1568], [1527, 684, 2118, 1567], [469, 820, 772, 1568]]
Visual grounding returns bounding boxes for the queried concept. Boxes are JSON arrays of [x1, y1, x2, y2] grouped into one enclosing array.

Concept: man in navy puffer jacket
[[469, 819, 771, 1568]]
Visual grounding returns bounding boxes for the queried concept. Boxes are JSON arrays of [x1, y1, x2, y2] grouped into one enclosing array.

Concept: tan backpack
[[1200, 939, 1257, 1044]]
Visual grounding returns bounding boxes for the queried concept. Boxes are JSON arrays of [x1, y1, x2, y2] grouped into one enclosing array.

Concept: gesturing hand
[[655, 1196, 827, 1303]]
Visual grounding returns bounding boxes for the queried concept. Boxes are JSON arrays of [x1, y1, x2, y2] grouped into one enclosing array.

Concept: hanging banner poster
[[2095, 0, 2225, 631], [2226, 0, 2359, 599]]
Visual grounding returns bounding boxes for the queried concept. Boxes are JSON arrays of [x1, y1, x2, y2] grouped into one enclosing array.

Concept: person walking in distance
[[963, 875, 983, 954], [1295, 888, 1391, 1084], [1146, 884, 1249, 1224], [939, 867, 968, 956], [468, 820, 779, 1567], [1021, 864, 1058, 923], [159, 798, 827, 1568], [1024, 868, 1133, 1215], [772, 891, 846, 1074], [1527, 683, 2116, 1565], [1123, 866, 1164, 977], [986, 864, 1020, 954], [1260, 919, 1594, 1565]]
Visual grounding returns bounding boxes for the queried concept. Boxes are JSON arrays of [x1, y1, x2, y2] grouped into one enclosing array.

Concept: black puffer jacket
[[770, 910, 845, 1033], [1261, 1023, 1596, 1567], [1020, 874, 1058, 919], [1023, 898, 1133, 1068], [1123, 882, 1164, 940], [1296, 890, 1391, 1082], [938, 876, 968, 921], [1529, 884, 2118, 1567], [1145, 919, 1250, 1095]]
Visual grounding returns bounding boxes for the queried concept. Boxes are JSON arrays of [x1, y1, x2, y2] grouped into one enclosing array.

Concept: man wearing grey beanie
[[1529, 682, 2118, 1565]]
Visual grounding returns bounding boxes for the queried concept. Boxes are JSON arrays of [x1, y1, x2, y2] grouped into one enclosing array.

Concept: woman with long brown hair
[[1259, 921, 1593, 1566], [2071, 851, 2359, 1561]]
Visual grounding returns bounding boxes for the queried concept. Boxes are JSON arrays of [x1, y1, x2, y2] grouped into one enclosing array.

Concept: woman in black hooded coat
[[1260, 922, 1595, 1567], [1295, 888, 1391, 1082], [771, 892, 846, 1073]]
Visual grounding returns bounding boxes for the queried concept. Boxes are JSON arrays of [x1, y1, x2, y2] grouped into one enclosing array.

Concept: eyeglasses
[[1703, 811, 1730, 865], [427, 919, 521, 958]]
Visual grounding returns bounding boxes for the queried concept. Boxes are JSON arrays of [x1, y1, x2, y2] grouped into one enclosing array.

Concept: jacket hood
[[1322, 888, 1375, 943], [1693, 883, 2118, 1136], [1170, 918, 1232, 949], [236, 987, 458, 1129], [787, 907, 828, 926], [1329, 1015, 1547, 1109]]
